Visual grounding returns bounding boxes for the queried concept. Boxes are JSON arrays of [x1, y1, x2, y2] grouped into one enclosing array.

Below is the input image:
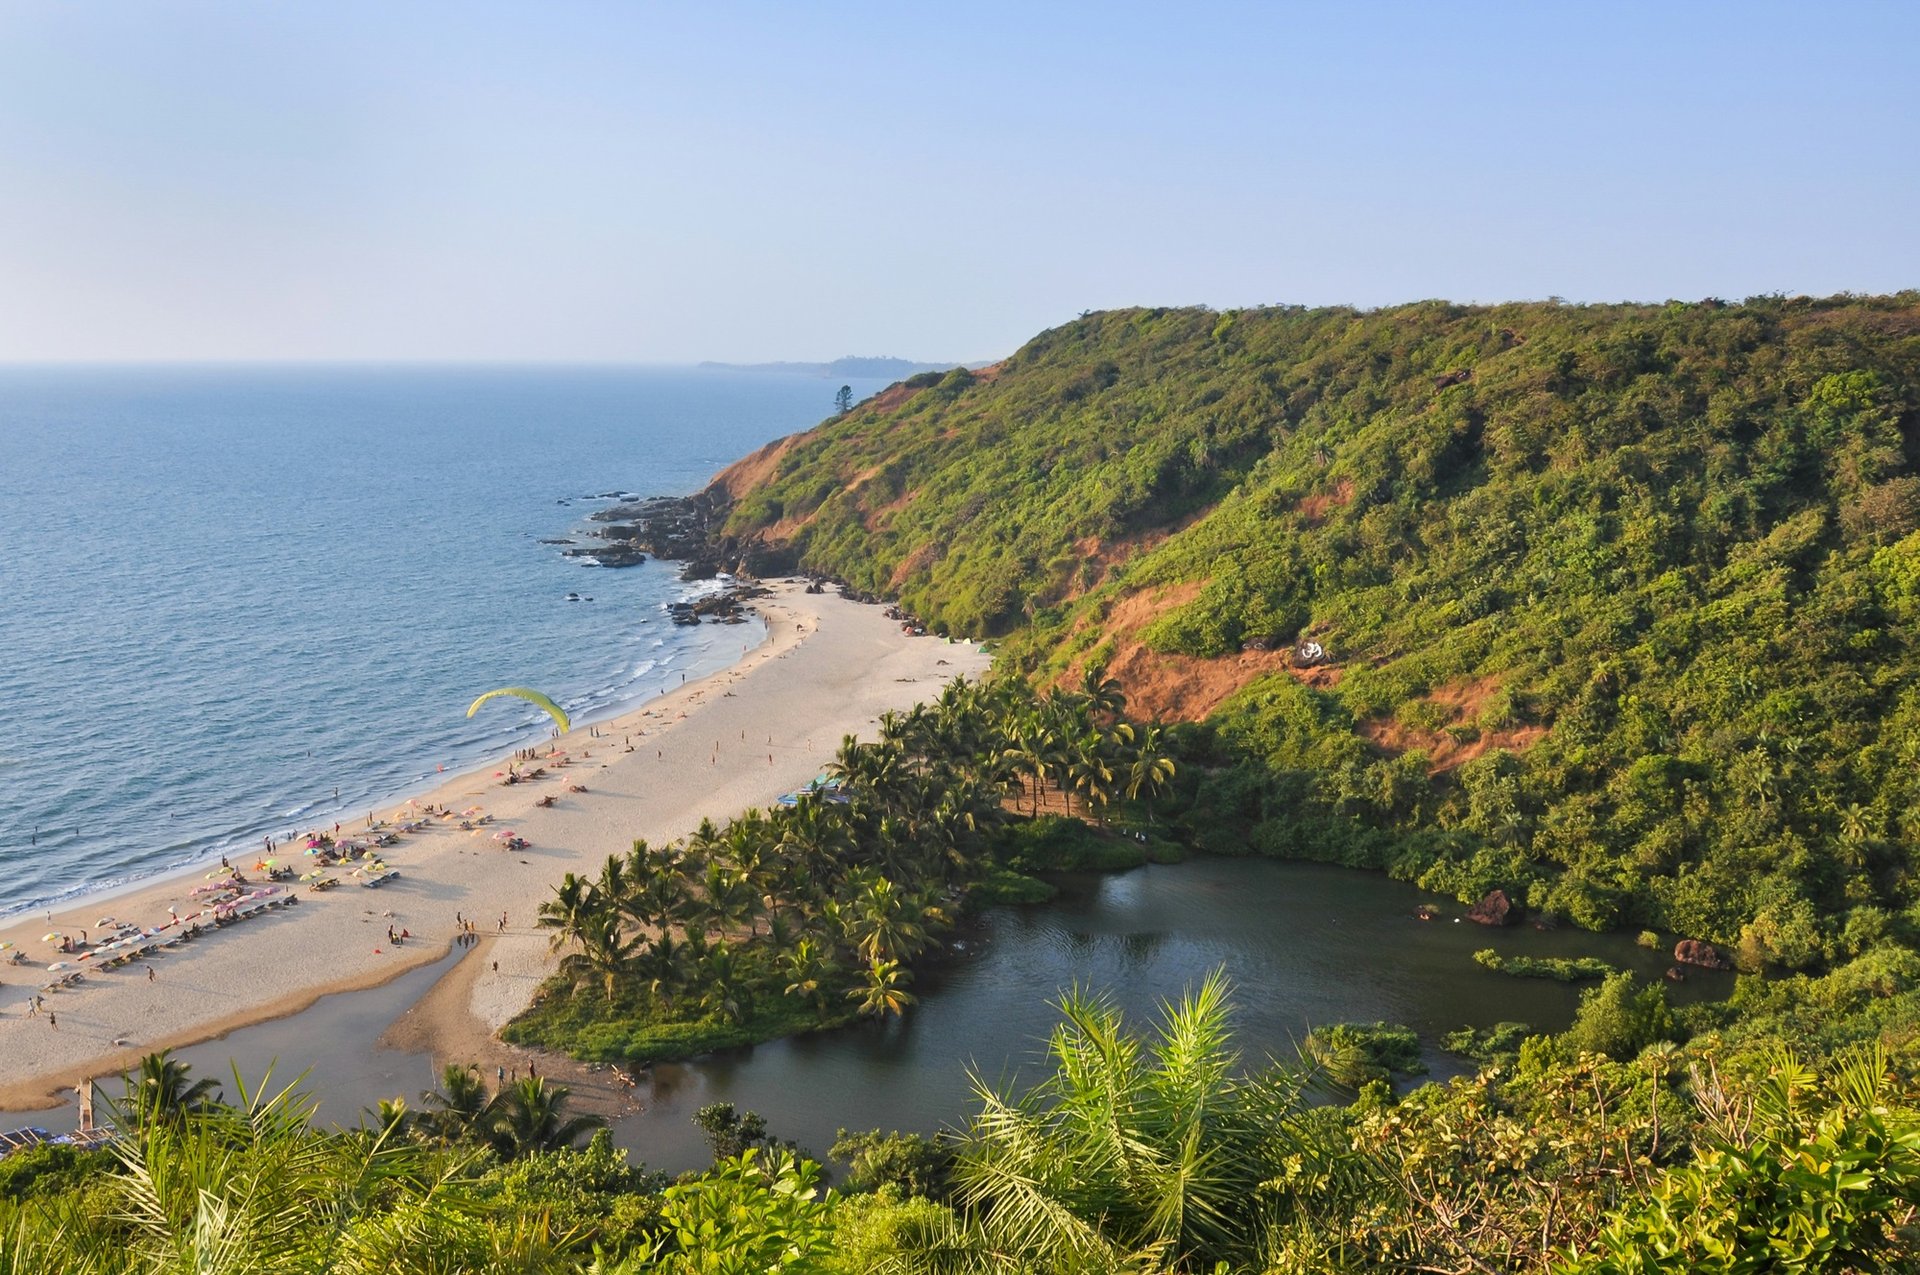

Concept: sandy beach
[[0, 582, 991, 1110]]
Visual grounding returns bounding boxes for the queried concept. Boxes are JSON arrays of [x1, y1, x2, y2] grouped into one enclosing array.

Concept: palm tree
[[952, 971, 1315, 1272], [696, 940, 753, 1025], [849, 957, 917, 1019], [700, 861, 757, 939], [781, 937, 841, 1011], [1125, 724, 1177, 807], [1003, 719, 1060, 817], [1079, 665, 1128, 719], [121, 1050, 223, 1126], [847, 874, 930, 965], [418, 1061, 493, 1145], [1067, 728, 1117, 815], [363, 1097, 413, 1142], [559, 910, 642, 999], [635, 930, 688, 1010], [485, 1076, 605, 1159], [536, 872, 602, 954]]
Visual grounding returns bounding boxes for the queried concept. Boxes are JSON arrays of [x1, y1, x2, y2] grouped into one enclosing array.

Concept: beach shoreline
[[0, 582, 991, 1111]]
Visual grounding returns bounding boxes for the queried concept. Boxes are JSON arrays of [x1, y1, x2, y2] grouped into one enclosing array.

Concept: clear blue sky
[[0, 1, 1913, 362]]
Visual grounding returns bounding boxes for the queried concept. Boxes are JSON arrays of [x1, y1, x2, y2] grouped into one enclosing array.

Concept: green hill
[[711, 295, 1920, 958]]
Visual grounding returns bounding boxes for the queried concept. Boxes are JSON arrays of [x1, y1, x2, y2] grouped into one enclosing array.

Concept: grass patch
[[967, 868, 1058, 907], [1473, 949, 1617, 982], [505, 983, 855, 1063]]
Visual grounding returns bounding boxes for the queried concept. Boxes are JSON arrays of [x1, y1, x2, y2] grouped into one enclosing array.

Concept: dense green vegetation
[[8, 983, 1919, 1273], [1474, 949, 1619, 982], [506, 675, 1175, 1062], [718, 295, 1920, 964]]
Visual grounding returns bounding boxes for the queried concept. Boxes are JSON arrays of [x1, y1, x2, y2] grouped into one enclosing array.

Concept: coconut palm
[[1079, 665, 1128, 719], [122, 1050, 223, 1126], [485, 1076, 605, 1160], [559, 910, 642, 999], [781, 937, 841, 1011], [418, 1061, 494, 1145], [536, 872, 603, 954], [696, 940, 753, 1025], [1125, 724, 1177, 806], [847, 874, 930, 965], [849, 957, 917, 1019]]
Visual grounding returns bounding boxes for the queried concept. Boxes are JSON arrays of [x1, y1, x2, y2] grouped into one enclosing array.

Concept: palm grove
[[507, 672, 1175, 1060]]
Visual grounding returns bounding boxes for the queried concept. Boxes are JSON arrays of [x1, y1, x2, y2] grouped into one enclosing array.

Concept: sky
[[0, 1, 1914, 363]]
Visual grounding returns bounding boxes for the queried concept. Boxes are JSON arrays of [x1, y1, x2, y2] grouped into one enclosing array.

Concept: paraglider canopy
[[467, 686, 570, 734]]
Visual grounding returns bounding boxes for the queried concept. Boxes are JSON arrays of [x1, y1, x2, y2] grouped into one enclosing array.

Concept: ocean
[[0, 365, 877, 917]]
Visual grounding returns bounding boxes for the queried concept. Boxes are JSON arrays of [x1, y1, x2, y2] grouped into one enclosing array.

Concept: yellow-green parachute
[[467, 687, 570, 734]]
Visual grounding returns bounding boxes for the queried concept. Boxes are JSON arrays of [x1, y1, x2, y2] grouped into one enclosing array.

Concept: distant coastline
[[697, 355, 984, 379]]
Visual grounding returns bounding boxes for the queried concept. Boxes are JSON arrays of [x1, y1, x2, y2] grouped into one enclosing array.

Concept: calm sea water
[[0, 365, 879, 916]]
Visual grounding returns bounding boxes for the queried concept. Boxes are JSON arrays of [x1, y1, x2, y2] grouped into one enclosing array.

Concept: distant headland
[[696, 355, 978, 379]]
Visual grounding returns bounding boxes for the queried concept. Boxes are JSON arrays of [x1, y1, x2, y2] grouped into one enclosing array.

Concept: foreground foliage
[[8, 983, 1920, 1272]]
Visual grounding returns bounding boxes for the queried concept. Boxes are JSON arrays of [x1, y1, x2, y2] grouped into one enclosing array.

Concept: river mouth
[[1, 858, 1731, 1174]]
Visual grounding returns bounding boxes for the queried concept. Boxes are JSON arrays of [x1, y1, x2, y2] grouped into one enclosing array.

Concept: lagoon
[[3, 857, 1730, 1174]]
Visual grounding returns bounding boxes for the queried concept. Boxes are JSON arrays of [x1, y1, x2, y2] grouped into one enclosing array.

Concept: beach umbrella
[[41, 933, 62, 943], [46, 962, 69, 972], [0, 941, 13, 951]]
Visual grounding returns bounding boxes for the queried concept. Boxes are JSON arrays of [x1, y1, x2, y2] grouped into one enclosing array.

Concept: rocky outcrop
[[1466, 889, 1519, 926], [1673, 939, 1732, 970], [579, 492, 795, 578]]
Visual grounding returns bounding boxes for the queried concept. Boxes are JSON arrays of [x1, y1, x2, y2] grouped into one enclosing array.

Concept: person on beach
[[146, 965, 155, 983], [47, 1012, 56, 1030]]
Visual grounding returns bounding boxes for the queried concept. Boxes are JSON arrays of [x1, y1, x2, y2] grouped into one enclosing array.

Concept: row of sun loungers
[[38, 891, 298, 995]]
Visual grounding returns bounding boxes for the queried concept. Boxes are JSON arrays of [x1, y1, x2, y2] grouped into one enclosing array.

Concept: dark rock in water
[[539, 539, 575, 545], [1673, 939, 1731, 970], [1665, 966, 1687, 982], [1466, 889, 1519, 926], [562, 545, 647, 567]]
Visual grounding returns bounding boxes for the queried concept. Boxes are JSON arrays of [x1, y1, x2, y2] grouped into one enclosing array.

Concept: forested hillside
[[715, 296, 1920, 957]]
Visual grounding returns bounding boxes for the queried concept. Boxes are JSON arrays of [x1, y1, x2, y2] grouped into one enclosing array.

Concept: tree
[[121, 1050, 223, 1127], [835, 384, 854, 415], [850, 957, 917, 1019], [486, 1076, 606, 1159], [419, 1062, 493, 1145], [948, 971, 1313, 1272], [1564, 972, 1677, 1061]]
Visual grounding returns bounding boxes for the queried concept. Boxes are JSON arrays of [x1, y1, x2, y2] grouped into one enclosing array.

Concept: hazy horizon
[[2, 1, 1914, 363]]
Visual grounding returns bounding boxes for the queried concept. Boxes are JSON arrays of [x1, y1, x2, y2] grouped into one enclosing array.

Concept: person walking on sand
[[146, 965, 155, 983], [47, 1012, 56, 1030]]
